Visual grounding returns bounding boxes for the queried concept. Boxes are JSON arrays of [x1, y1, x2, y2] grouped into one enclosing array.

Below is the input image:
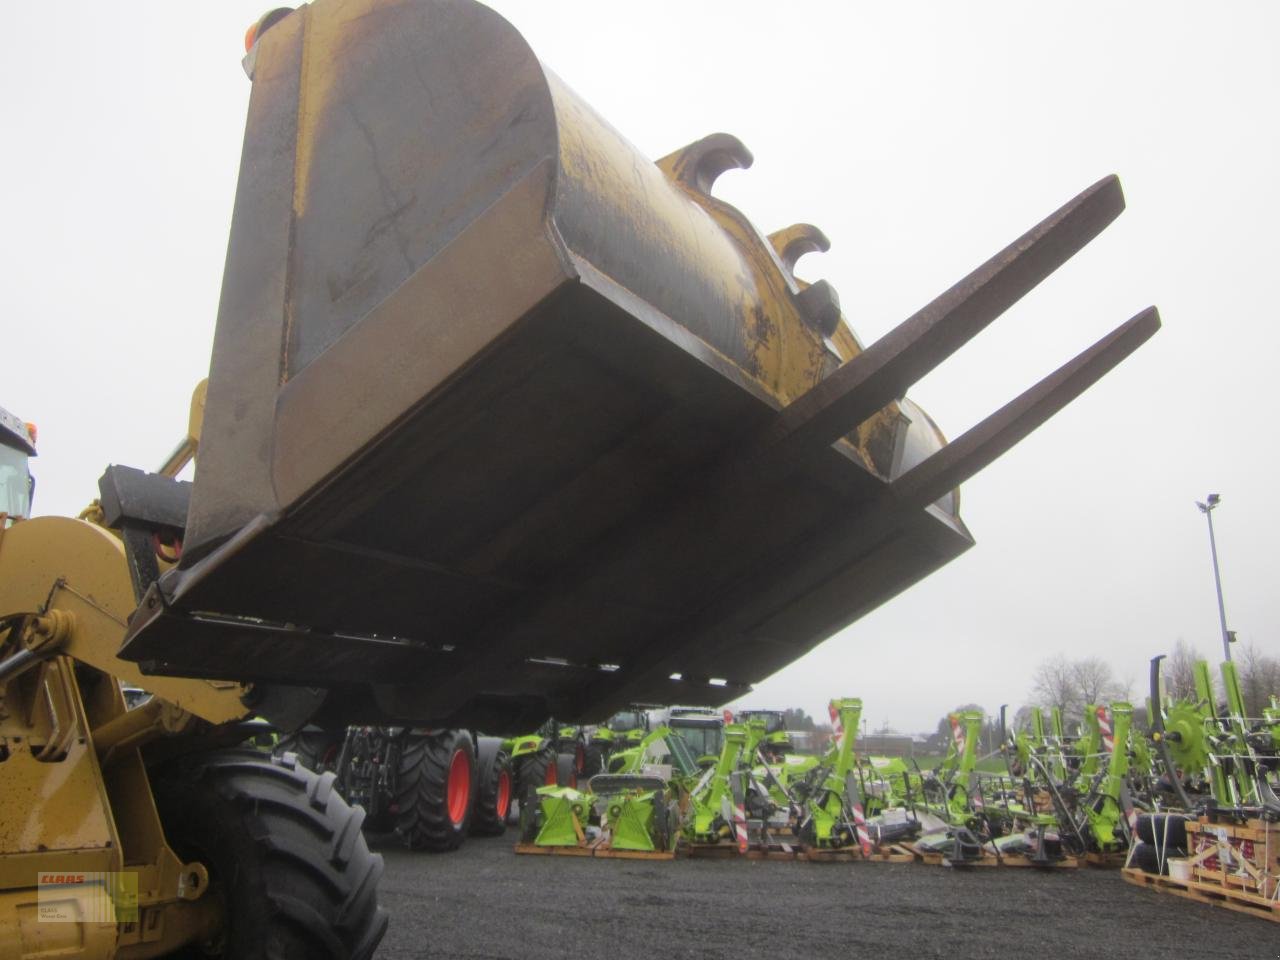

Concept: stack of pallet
[[1123, 814, 1279, 922]]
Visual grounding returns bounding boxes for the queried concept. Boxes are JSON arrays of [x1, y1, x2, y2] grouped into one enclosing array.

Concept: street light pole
[[1195, 493, 1233, 662]]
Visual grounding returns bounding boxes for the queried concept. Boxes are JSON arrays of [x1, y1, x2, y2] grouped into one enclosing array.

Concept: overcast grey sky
[[4, 2, 1276, 733]]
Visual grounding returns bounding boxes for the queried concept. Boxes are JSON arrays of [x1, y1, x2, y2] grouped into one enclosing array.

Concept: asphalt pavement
[[371, 830, 1272, 959]]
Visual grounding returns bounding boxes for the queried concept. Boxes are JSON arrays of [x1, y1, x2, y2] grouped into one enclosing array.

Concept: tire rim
[[496, 769, 512, 820], [544, 760, 557, 786], [447, 749, 471, 826]]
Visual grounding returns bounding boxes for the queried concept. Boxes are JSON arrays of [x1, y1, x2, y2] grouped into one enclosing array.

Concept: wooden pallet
[[802, 843, 919, 864], [514, 841, 676, 861], [681, 842, 803, 860], [1079, 850, 1129, 869], [907, 844, 1076, 869], [1123, 867, 1279, 923]]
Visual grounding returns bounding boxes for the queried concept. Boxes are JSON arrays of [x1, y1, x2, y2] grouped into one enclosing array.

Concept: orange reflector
[[24, 422, 37, 445], [244, 22, 259, 53]]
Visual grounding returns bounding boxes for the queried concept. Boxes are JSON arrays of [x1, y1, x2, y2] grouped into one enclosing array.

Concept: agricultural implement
[[795, 698, 896, 857], [1124, 654, 1280, 920], [1, 0, 1158, 953], [901, 710, 1075, 867], [516, 727, 695, 857]]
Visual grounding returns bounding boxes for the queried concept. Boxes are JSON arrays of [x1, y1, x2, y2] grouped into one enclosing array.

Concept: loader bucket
[[120, 0, 1157, 732]]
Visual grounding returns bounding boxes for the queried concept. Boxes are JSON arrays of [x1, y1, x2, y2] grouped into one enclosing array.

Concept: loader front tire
[[152, 749, 387, 960], [394, 729, 476, 851]]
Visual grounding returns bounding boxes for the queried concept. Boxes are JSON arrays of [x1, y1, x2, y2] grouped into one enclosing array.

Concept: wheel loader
[[2, 0, 1158, 955]]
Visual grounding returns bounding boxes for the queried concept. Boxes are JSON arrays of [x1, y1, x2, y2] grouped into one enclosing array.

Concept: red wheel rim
[[544, 761, 558, 786], [447, 749, 471, 826], [496, 769, 512, 820]]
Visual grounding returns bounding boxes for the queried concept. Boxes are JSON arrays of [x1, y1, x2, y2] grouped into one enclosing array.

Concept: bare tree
[[1236, 642, 1280, 718], [1164, 639, 1203, 702], [1029, 654, 1127, 722], [1071, 657, 1127, 706], [1030, 655, 1077, 717]]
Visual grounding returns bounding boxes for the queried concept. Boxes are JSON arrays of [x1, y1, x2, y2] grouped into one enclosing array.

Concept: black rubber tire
[[519, 798, 544, 844], [1136, 812, 1192, 848], [651, 800, 670, 852], [152, 749, 387, 960], [274, 727, 342, 773], [394, 729, 476, 852], [471, 737, 513, 837], [556, 752, 579, 789], [513, 747, 557, 807], [1129, 840, 1185, 874], [798, 817, 817, 848], [582, 741, 606, 778]]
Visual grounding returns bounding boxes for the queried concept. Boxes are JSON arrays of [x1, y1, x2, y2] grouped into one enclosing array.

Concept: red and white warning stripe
[[1124, 799, 1139, 837], [1096, 705, 1114, 754], [949, 715, 965, 753], [734, 798, 749, 854], [851, 800, 873, 857]]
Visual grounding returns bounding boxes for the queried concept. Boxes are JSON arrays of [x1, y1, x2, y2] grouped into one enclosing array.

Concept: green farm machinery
[[518, 726, 698, 856]]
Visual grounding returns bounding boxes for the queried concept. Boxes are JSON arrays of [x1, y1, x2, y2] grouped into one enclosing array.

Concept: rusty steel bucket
[[120, 0, 1157, 732]]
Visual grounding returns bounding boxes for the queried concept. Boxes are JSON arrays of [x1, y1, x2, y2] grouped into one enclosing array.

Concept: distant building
[[854, 734, 917, 758], [787, 730, 821, 754]]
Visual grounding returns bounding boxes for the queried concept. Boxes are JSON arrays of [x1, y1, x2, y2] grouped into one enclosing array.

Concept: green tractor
[[736, 708, 793, 761], [596, 707, 653, 772], [665, 706, 726, 768], [277, 725, 512, 850], [500, 723, 579, 810]]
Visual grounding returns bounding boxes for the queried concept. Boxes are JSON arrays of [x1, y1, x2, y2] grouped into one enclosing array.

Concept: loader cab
[[0, 406, 36, 526]]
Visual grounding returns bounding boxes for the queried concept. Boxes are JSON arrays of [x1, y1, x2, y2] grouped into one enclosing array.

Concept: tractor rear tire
[[556, 751, 579, 789], [394, 729, 476, 852], [152, 749, 387, 960], [582, 741, 606, 778], [514, 747, 557, 808], [471, 737, 514, 837]]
